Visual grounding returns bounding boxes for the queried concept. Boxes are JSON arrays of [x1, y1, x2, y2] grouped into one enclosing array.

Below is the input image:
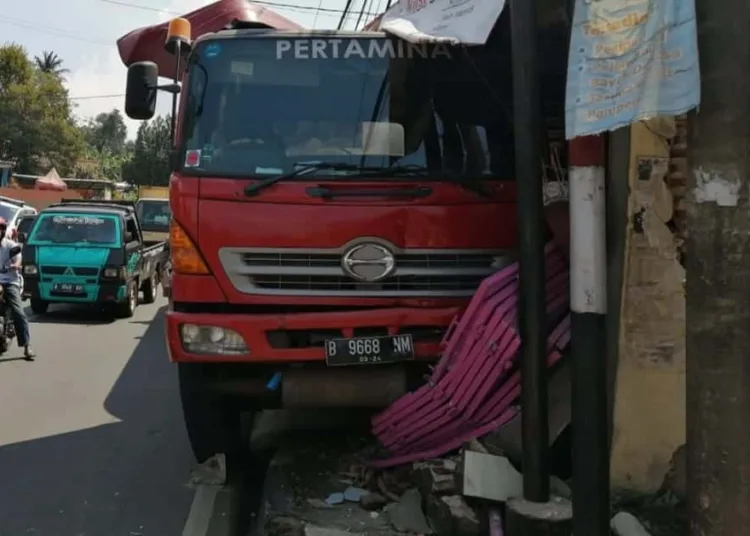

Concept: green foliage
[[34, 51, 69, 78], [0, 44, 172, 185], [121, 115, 172, 187], [0, 44, 84, 175], [82, 109, 128, 154]]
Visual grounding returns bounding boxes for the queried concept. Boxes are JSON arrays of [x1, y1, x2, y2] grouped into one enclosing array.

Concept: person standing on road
[[0, 218, 34, 360]]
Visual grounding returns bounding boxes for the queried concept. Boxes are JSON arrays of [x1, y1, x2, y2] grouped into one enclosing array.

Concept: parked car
[[14, 214, 37, 241], [0, 196, 37, 239]]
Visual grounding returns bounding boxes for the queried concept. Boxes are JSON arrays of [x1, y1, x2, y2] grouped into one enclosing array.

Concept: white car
[[0, 197, 37, 239]]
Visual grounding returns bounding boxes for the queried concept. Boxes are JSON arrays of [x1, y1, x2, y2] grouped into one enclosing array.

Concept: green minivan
[[21, 201, 167, 317]]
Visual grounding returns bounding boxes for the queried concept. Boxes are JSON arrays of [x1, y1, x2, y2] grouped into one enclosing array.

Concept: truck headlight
[[179, 324, 249, 355], [23, 265, 37, 275], [103, 266, 126, 279]]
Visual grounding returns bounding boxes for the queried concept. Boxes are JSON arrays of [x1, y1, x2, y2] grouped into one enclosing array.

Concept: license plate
[[324, 334, 415, 366], [53, 283, 85, 294]]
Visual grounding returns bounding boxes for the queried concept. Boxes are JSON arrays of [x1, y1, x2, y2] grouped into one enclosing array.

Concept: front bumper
[[165, 305, 460, 363], [24, 279, 127, 303]]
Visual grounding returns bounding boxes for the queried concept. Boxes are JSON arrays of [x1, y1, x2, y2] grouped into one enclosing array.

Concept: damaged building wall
[[609, 118, 686, 493]]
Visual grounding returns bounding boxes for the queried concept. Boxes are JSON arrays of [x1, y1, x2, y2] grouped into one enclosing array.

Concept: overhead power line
[[70, 93, 125, 100], [0, 15, 112, 45]]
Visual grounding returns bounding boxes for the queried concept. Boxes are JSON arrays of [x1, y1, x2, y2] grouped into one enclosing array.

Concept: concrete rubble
[[187, 453, 226, 488], [611, 512, 652, 536], [255, 429, 581, 536]]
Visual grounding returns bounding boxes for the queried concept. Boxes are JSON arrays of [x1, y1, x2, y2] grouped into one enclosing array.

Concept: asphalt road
[[0, 297, 244, 536]]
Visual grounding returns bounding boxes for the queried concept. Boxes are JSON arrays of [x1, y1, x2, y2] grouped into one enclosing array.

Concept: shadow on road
[[28, 303, 117, 326], [0, 305, 194, 535]]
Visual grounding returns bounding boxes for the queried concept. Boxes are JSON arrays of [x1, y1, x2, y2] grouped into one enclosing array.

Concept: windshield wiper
[[361, 165, 491, 197], [244, 162, 375, 197]]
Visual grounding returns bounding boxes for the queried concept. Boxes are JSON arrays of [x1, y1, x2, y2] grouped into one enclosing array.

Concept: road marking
[[182, 485, 220, 536]]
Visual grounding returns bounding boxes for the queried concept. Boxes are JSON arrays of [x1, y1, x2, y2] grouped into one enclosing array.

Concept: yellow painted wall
[[610, 118, 686, 492]]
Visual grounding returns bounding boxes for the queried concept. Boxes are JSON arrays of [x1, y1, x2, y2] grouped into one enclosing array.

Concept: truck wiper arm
[[244, 162, 374, 196], [361, 165, 490, 197]]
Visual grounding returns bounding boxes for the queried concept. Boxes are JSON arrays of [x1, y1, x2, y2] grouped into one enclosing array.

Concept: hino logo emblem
[[341, 243, 396, 282]]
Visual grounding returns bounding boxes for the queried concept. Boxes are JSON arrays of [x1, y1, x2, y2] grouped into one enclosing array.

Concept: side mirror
[[125, 62, 158, 120], [125, 232, 134, 243], [17, 233, 26, 244], [9, 245, 21, 257]]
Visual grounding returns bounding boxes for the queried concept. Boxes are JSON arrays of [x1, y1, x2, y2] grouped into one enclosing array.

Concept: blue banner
[[565, 0, 700, 139]]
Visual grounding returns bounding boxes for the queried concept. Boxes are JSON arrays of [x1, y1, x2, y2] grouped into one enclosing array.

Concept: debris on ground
[[255, 429, 583, 536], [187, 453, 226, 487], [458, 450, 523, 503], [612, 490, 686, 536], [425, 494, 482, 536], [383, 488, 433, 534], [612, 511, 653, 536]]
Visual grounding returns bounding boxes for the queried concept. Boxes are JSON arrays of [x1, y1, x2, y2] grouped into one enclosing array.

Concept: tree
[[82, 109, 128, 155], [0, 44, 84, 175], [34, 51, 68, 78], [121, 115, 171, 186]]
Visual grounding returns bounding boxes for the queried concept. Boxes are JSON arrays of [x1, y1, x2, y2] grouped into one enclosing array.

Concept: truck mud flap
[[370, 243, 571, 468]]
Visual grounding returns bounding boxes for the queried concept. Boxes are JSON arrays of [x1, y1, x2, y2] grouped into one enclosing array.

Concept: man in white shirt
[[0, 218, 34, 360]]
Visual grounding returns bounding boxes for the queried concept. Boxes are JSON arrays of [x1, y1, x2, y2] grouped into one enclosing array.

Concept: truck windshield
[[29, 213, 120, 246], [136, 200, 171, 232], [180, 36, 514, 180]]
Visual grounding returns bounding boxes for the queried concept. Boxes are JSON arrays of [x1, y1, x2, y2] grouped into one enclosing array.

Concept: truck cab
[[122, 18, 539, 462]]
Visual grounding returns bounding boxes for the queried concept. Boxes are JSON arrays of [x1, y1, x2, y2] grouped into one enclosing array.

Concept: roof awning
[[377, 0, 508, 45]]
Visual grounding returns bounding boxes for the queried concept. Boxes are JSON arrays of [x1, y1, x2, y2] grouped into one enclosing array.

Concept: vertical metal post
[[510, 0, 549, 502], [687, 0, 750, 533], [170, 41, 182, 143], [569, 135, 610, 536]]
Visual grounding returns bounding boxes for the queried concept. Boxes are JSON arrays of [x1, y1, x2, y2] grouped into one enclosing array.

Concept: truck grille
[[41, 266, 99, 276], [219, 243, 511, 298]]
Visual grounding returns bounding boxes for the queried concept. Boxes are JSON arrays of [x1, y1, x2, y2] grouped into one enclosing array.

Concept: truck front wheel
[[116, 281, 138, 318], [141, 272, 158, 304], [178, 363, 244, 463]]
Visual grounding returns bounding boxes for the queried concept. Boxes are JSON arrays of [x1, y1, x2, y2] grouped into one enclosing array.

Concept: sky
[[3, 0, 386, 138]]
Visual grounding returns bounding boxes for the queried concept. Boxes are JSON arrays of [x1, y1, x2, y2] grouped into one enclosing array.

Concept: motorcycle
[[0, 245, 23, 354]]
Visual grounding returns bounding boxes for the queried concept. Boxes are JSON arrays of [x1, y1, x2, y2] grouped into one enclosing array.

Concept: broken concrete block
[[611, 512, 652, 536], [188, 453, 226, 487], [414, 459, 457, 497], [459, 450, 523, 503], [425, 494, 482, 536], [384, 488, 433, 534], [360, 492, 388, 510], [505, 496, 572, 536]]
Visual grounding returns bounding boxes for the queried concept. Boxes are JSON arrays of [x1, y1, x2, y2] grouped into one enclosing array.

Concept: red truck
[[121, 11, 520, 462]]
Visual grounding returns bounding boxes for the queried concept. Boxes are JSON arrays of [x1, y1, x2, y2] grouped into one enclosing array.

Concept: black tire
[[178, 363, 244, 463], [0, 337, 8, 354], [30, 299, 48, 315], [141, 272, 158, 304], [116, 281, 138, 318]]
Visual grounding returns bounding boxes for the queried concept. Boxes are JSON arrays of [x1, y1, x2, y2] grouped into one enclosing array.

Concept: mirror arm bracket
[[153, 83, 181, 94]]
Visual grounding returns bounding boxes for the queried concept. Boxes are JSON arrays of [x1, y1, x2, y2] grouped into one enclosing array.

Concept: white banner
[[379, 0, 507, 45]]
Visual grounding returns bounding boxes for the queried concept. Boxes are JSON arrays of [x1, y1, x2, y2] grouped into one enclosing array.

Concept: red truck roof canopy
[[117, 0, 305, 79]]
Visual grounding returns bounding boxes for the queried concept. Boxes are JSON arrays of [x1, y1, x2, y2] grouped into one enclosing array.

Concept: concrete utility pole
[[687, 0, 750, 533]]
